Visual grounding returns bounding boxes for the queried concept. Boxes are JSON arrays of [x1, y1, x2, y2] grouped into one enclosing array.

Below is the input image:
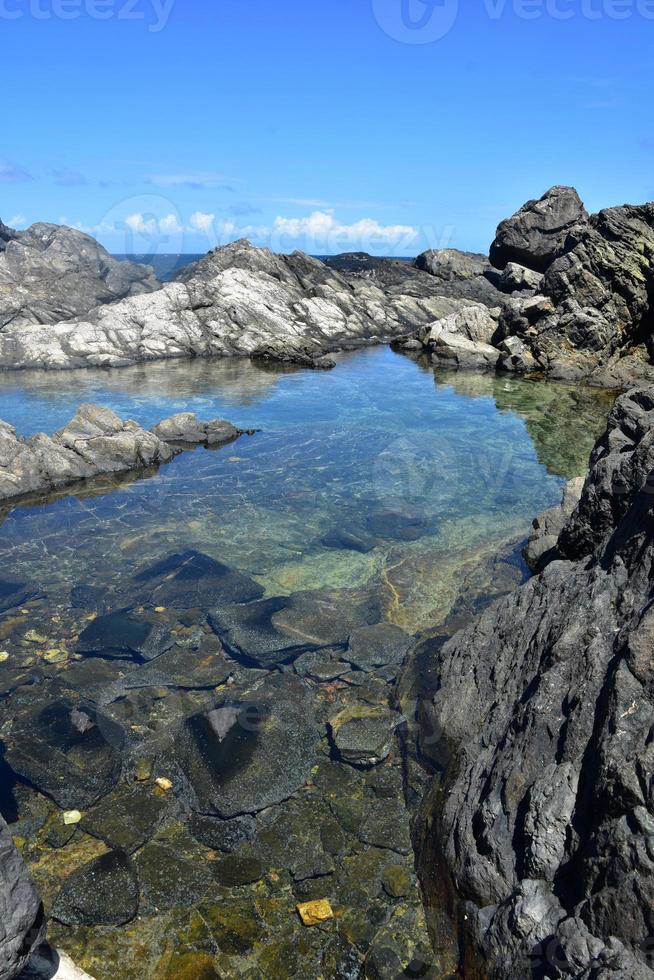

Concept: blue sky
[[2, 0, 653, 256]]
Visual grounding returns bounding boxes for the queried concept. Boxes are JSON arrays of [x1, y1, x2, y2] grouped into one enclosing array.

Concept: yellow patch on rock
[[296, 899, 334, 926]]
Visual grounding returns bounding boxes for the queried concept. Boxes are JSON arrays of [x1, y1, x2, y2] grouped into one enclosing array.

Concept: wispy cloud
[[8, 214, 27, 228], [51, 168, 87, 187], [226, 202, 263, 217], [148, 173, 234, 191], [0, 161, 33, 183]]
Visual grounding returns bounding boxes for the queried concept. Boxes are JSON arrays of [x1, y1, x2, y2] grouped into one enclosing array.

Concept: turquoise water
[[0, 348, 612, 632], [0, 348, 615, 979]]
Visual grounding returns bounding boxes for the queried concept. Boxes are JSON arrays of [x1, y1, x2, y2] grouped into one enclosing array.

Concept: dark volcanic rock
[[490, 185, 589, 272], [208, 590, 378, 668], [174, 677, 319, 818], [342, 623, 412, 674], [188, 813, 256, 852], [52, 850, 139, 926], [76, 611, 174, 661], [418, 383, 654, 978], [0, 218, 159, 330], [0, 817, 45, 978], [4, 696, 123, 809], [80, 786, 169, 853], [134, 549, 263, 611], [135, 842, 212, 913]]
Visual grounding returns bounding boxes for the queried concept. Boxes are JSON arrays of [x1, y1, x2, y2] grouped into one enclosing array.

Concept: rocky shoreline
[[412, 384, 654, 977], [0, 404, 245, 505], [0, 185, 653, 387]]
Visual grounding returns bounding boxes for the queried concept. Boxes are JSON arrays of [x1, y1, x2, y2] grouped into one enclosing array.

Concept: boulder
[[173, 678, 319, 817], [0, 817, 45, 979], [0, 218, 159, 331], [4, 696, 123, 809], [150, 414, 242, 445], [52, 850, 139, 926], [0, 406, 244, 504], [497, 262, 544, 294], [490, 185, 588, 272]]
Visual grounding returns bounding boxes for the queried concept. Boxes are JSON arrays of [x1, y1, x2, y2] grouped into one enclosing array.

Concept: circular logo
[[372, 0, 460, 44]]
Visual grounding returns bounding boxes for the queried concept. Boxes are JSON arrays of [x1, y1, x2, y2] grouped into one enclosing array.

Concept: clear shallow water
[[0, 349, 614, 631], [0, 349, 616, 978], [0, 348, 613, 632]]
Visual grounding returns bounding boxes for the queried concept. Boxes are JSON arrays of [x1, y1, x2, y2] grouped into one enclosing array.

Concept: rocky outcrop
[[418, 385, 654, 977], [0, 219, 159, 330], [491, 189, 654, 385], [249, 338, 335, 370], [490, 186, 589, 273], [0, 404, 243, 503], [0, 817, 44, 979], [0, 240, 512, 372], [393, 304, 503, 369]]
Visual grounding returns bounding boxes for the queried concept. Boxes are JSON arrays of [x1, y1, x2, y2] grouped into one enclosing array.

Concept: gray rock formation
[[418, 384, 654, 977], [0, 817, 44, 979], [0, 404, 243, 503], [491, 189, 654, 385], [0, 240, 510, 372], [0, 219, 159, 330], [490, 186, 589, 273], [393, 305, 502, 370]]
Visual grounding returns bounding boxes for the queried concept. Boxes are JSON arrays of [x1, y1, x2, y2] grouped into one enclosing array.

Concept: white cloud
[[148, 173, 233, 190], [271, 210, 419, 249], [159, 214, 183, 234], [8, 214, 27, 228], [125, 213, 159, 236], [190, 211, 215, 232]]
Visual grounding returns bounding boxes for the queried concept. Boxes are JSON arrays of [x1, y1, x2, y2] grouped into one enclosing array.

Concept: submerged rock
[[208, 590, 377, 668], [80, 786, 169, 853], [174, 678, 319, 817], [52, 850, 139, 926], [134, 549, 263, 611], [76, 611, 173, 661], [0, 816, 45, 979], [188, 813, 256, 852], [4, 696, 123, 809], [135, 842, 212, 914], [341, 623, 412, 674], [328, 705, 399, 767]]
